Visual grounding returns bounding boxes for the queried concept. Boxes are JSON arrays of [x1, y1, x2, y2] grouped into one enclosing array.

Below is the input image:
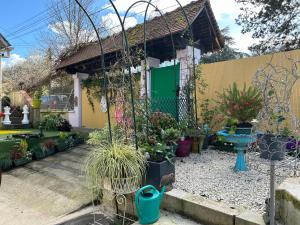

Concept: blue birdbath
[[217, 130, 256, 172]]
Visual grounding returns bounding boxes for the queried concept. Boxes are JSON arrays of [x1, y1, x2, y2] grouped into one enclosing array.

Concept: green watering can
[[135, 185, 166, 224]]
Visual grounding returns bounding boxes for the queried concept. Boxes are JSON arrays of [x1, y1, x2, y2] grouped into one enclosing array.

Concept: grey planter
[[145, 158, 175, 190]]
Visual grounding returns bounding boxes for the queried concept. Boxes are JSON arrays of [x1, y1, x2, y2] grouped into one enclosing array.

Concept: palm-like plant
[[217, 82, 262, 124], [85, 141, 147, 193]]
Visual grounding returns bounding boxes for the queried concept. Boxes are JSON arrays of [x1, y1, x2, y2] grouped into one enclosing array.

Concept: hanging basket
[[101, 176, 141, 194]]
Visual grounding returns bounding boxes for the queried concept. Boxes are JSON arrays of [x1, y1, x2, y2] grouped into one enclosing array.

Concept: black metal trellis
[[74, 0, 199, 148]]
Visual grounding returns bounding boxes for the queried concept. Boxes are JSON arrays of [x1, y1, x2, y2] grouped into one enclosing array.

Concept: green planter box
[[56, 141, 68, 152], [13, 157, 32, 167], [34, 148, 55, 160], [0, 158, 12, 171]]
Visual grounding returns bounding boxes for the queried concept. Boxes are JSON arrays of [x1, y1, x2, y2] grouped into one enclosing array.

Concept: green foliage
[[40, 113, 72, 131], [19, 139, 28, 156], [217, 82, 263, 123], [235, 0, 300, 54], [162, 128, 181, 145], [85, 141, 147, 187], [141, 143, 175, 163], [87, 124, 125, 146], [200, 99, 215, 126]]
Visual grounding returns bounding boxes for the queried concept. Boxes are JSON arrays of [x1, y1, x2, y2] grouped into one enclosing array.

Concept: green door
[[151, 63, 180, 119]]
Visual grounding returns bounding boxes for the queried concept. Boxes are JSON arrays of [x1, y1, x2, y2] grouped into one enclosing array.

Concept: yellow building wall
[[198, 49, 300, 121], [82, 88, 116, 129]]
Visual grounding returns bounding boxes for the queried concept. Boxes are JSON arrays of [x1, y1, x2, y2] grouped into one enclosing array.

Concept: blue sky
[[1, 0, 254, 66]]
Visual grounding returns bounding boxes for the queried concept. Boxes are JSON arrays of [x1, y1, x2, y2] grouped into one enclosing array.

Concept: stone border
[[276, 177, 300, 225], [115, 189, 265, 225], [162, 189, 265, 225]]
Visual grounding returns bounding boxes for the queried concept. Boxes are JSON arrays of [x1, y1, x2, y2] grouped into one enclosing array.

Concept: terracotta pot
[[176, 138, 192, 157]]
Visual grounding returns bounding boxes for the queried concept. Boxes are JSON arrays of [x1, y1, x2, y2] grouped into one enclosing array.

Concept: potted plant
[[162, 128, 181, 152], [177, 118, 193, 157], [56, 132, 69, 152], [142, 142, 175, 190], [85, 141, 146, 194], [32, 138, 56, 160], [217, 82, 262, 134], [11, 139, 32, 167]]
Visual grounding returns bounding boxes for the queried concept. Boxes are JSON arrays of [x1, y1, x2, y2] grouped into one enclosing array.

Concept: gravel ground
[[174, 149, 296, 214]]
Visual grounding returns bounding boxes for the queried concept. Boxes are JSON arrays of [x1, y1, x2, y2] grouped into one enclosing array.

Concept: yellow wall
[[198, 49, 300, 120], [82, 89, 115, 129]]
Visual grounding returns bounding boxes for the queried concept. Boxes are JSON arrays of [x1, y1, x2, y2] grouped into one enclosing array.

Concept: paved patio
[[0, 145, 93, 225]]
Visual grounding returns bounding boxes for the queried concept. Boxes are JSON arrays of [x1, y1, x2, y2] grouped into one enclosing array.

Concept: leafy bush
[[141, 143, 175, 163], [87, 124, 125, 146], [85, 141, 147, 187], [40, 113, 72, 131], [216, 82, 262, 123], [162, 128, 181, 145]]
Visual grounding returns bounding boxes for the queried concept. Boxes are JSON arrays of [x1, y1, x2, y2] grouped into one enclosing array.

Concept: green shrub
[[41, 113, 72, 131]]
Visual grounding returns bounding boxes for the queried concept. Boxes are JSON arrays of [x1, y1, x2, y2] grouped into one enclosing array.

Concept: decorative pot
[[191, 135, 205, 153], [176, 138, 192, 157], [145, 158, 175, 191]]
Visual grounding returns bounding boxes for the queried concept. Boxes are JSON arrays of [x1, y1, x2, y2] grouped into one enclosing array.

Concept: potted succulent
[[142, 142, 175, 190], [217, 82, 262, 134], [11, 139, 32, 167], [85, 141, 146, 194]]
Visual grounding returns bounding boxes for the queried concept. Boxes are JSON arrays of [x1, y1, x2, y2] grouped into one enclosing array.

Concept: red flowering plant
[[216, 82, 262, 129], [0, 112, 4, 118]]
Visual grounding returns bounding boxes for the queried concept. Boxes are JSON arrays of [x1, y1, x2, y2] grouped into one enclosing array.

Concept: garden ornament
[[160, 173, 175, 192], [135, 185, 166, 224], [2, 106, 11, 125], [21, 105, 30, 125]]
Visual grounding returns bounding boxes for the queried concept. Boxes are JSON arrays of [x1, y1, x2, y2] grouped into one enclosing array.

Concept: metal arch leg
[[269, 161, 276, 225], [234, 147, 248, 172]]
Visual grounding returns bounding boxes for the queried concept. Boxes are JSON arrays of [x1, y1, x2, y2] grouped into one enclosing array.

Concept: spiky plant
[[85, 141, 147, 189], [217, 82, 262, 123]]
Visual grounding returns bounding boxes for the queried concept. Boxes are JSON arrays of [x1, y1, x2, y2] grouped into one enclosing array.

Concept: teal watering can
[[135, 185, 166, 224]]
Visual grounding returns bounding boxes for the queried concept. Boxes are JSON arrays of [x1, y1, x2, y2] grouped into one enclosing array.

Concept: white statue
[[3, 106, 11, 125], [22, 105, 30, 125]]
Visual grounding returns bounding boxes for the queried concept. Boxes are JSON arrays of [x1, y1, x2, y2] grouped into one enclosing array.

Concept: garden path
[[0, 145, 92, 225]]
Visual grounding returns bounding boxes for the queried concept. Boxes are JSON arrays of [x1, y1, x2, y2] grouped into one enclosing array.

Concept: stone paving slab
[[0, 145, 92, 225], [133, 211, 203, 225]]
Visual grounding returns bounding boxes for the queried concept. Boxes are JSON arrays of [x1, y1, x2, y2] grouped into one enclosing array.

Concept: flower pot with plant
[[217, 82, 262, 134], [56, 132, 69, 152], [142, 143, 175, 190], [11, 139, 32, 167], [85, 141, 146, 194]]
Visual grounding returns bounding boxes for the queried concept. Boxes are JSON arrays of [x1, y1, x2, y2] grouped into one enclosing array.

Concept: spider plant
[[85, 141, 147, 189]]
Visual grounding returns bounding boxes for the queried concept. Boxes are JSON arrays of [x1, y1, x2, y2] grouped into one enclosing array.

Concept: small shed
[[56, 0, 224, 128]]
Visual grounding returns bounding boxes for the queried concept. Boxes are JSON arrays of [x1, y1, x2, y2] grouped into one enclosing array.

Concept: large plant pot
[[145, 159, 175, 191], [176, 139, 192, 157], [259, 134, 287, 161], [191, 135, 205, 153], [101, 176, 141, 194]]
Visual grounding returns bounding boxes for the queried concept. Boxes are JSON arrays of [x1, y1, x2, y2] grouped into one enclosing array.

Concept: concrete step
[[133, 211, 203, 225]]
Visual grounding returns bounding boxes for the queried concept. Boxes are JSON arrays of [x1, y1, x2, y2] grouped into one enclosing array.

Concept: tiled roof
[[0, 33, 11, 50], [57, 0, 223, 69]]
